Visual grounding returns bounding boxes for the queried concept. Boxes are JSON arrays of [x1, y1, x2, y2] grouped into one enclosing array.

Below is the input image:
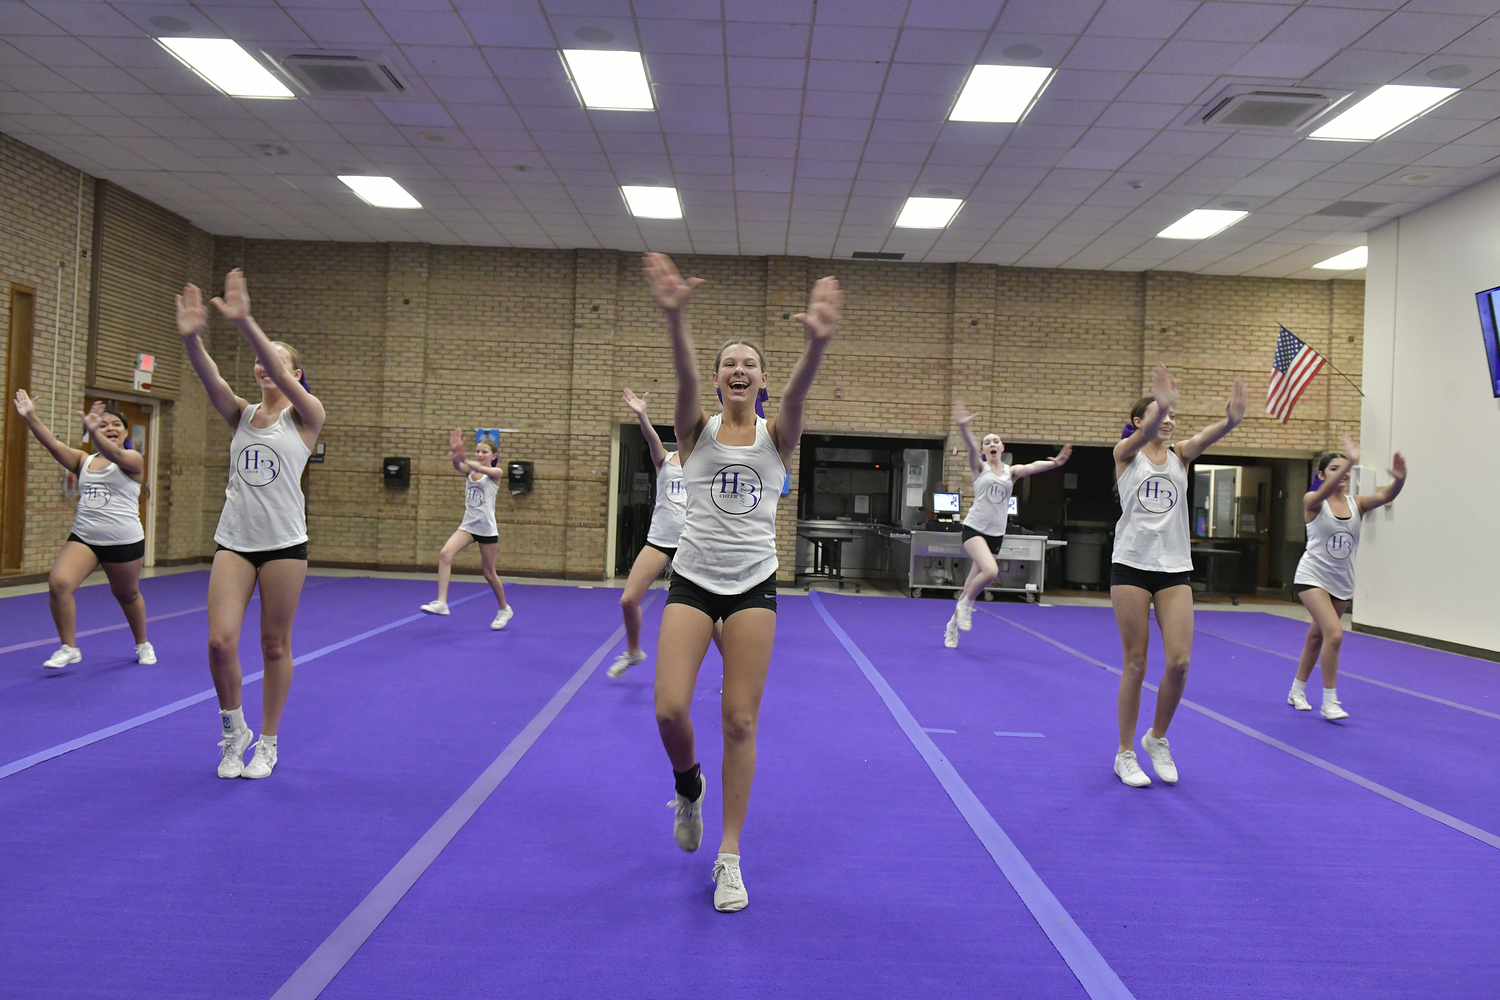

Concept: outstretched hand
[[1150, 362, 1180, 412], [79, 399, 105, 436], [176, 284, 208, 338], [210, 268, 251, 323], [793, 276, 841, 344], [14, 389, 35, 419], [1225, 377, 1247, 426], [1053, 443, 1074, 466], [1340, 433, 1362, 466], [623, 388, 650, 417], [448, 427, 466, 462], [642, 253, 703, 312], [953, 400, 975, 427], [1388, 451, 1406, 482]]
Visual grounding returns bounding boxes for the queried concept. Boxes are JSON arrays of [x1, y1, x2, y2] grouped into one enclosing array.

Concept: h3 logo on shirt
[[665, 477, 687, 504], [1137, 476, 1177, 514], [711, 465, 762, 514], [1325, 531, 1355, 560], [236, 444, 281, 487], [80, 484, 113, 510]]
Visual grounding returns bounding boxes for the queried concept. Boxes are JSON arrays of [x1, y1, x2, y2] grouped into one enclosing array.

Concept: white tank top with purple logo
[[214, 403, 311, 552], [459, 472, 499, 537], [645, 453, 687, 550], [672, 415, 786, 595], [71, 458, 144, 546], [1112, 446, 1191, 574], [962, 463, 1013, 536], [1294, 496, 1361, 600]]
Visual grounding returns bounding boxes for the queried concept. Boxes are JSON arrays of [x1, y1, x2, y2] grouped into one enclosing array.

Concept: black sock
[[673, 763, 702, 801]]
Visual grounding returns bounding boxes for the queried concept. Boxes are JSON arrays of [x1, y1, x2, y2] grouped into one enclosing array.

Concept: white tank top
[[214, 403, 311, 552], [71, 458, 144, 545], [1294, 496, 1361, 600], [459, 472, 500, 537], [1112, 446, 1192, 573], [962, 463, 1013, 536], [672, 414, 786, 595], [645, 454, 687, 549]]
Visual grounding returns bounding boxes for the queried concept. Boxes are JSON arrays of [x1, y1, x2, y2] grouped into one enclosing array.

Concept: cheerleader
[[1287, 436, 1406, 720], [419, 429, 512, 629], [12, 393, 152, 668]]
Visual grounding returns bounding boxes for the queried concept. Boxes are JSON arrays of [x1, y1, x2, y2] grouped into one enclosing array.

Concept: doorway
[[2, 284, 36, 572], [613, 421, 674, 577], [83, 394, 158, 567]]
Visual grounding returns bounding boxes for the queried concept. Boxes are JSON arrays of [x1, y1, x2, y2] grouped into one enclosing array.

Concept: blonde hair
[[716, 339, 765, 370], [269, 340, 302, 374]]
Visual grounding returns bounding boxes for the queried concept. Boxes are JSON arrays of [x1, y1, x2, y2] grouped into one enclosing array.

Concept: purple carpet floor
[[2, 576, 1497, 999]]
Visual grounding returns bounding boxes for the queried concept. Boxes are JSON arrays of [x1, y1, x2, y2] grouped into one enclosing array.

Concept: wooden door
[[2, 284, 36, 572]]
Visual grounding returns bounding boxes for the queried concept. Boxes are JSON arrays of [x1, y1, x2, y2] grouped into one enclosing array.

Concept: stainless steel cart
[[907, 531, 1065, 601]]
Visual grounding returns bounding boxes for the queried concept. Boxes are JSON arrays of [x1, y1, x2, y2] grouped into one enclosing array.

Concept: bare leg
[[48, 542, 99, 647], [1111, 584, 1153, 752], [654, 603, 714, 771], [1298, 589, 1351, 689], [206, 550, 259, 711], [958, 536, 999, 603], [434, 530, 472, 603], [478, 542, 507, 609], [620, 546, 670, 655], [1148, 585, 1195, 738], [718, 608, 775, 856], [255, 558, 307, 736], [101, 558, 148, 643]]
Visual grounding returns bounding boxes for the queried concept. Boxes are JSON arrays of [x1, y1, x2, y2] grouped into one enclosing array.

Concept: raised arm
[[1176, 376, 1247, 463], [953, 401, 984, 476], [211, 269, 326, 436], [643, 254, 709, 460], [769, 276, 841, 460], [1011, 444, 1073, 481], [13, 390, 86, 473], [624, 388, 667, 470], [449, 427, 506, 479], [1114, 363, 1179, 468], [177, 283, 246, 429], [80, 401, 143, 477], [1357, 451, 1406, 514], [1305, 434, 1358, 515]]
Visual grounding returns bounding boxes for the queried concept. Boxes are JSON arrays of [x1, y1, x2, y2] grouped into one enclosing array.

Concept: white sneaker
[[1288, 688, 1312, 711], [955, 600, 974, 631], [43, 644, 81, 669], [135, 642, 157, 665], [1140, 729, 1178, 784], [1321, 699, 1349, 721], [241, 738, 277, 778], [668, 774, 705, 852], [491, 606, 514, 630], [943, 616, 959, 649], [607, 650, 647, 678], [217, 727, 253, 779], [1114, 750, 1151, 788], [420, 600, 450, 615], [712, 854, 748, 912]]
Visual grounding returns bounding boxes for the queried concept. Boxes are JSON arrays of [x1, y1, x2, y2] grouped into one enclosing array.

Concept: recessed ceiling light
[[1156, 209, 1248, 240], [149, 15, 191, 32], [418, 132, 450, 144], [156, 37, 295, 99], [338, 175, 422, 209], [1312, 246, 1367, 270], [949, 65, 1054, 123], [1002, 43, 1043, 61], [1308, 84, 1457, 141], [1426, 64, 1469, 81], [561, 50, 653, 110], [895, 197, 963, 229], [621, 185, 682, 219], [1400, 171, 1434, 183]]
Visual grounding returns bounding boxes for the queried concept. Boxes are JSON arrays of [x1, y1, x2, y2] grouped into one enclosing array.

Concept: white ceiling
[[3, 0, 1500, 277]]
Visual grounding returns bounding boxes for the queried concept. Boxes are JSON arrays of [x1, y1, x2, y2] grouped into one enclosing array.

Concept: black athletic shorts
[[216, 542, 309, 568], [666, 571, 778, 621], [466, 532, 499, 545], [643, 542, 677, 562], [68, 533, 145, 564], [1294, 583, 1352, 601], [960, 526, 1005, 555], [1109, 562, 1191, 594]]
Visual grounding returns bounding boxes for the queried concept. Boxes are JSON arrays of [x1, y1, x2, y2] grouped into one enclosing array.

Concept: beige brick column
[[376, 243, 426, 568], [563, 248, 619, 579], [945, 263, 995, 497]]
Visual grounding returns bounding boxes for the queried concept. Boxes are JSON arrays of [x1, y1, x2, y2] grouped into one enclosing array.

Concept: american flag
[[1266, 325, 1325, 424]]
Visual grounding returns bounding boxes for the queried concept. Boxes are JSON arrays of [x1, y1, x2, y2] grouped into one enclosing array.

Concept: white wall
[[1357, 174, 1500, 653]]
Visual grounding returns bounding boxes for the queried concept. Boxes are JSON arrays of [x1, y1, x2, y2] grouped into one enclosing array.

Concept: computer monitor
[[932, 492, 959, 513], [1008, 496, 1019, 516]]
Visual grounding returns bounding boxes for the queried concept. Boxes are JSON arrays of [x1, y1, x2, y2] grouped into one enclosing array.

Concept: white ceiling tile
[[1358, 11, 1486, 52], [731, 86, 804, 116], [803, 89, 879, 119], [725, 20, 810, 58], [893, 29, 988, 65], [1060, 36, 1162, 73], [1307, 48, 1425, 86], [1146, 40, 1255, 76], [805, 58, 890, 93], [285, 7, 392, 46], [1089, 0, 1197, 39], [996, 0, 1103, 36], [1229, 43, 1341, 79], [455, 8, 555, 48], [659, 109, 729, 134], [726, 57, 806, 90], [732, 112, 802, 137]]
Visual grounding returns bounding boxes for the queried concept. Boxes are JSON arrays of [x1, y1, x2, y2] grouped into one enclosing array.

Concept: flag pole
[[1280, 322, 1364, 397]]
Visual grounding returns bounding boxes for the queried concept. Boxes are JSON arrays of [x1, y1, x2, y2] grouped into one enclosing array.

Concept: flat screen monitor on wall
[[1475, 285, 1500, 397]]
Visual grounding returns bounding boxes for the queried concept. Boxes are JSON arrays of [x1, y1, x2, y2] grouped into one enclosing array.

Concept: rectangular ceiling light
[[338, 175, 422, 209], [1308, 84, 1457, 141], [1312, 246, 1368, 270], [895, 197, 963, 229], [1157, 209, 1248, 239], [561, 50, 653, 110], [621, 186, 682, 219], [156, 37, 295, 99], [949, 65, 1055, 123]]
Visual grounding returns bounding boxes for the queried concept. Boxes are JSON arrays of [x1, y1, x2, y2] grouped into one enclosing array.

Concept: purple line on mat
[[810, 591, 1136, 1000], [270, 593, 658, 1000], [985, 608, 1500, 853], [1195, 626, 1500, 722], [0, 604, 208, 655], [0, 590, 489, 781], [995, 732, 1045, 738], [922, 727, 957, 733]]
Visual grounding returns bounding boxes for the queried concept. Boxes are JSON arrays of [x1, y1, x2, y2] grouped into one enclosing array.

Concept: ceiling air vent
[[851, 251, 904, 260], [272, 51, 412, 98], [1315, 201, 1389, 217], [1196, 87, 1350, 132]]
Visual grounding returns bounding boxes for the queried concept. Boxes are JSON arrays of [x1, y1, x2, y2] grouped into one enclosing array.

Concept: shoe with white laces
[[135, 642, 157, 665], [1321, 698, 1349, 721], [241, 738, 277, 779], [1140, 729, 1178, 784], [491, 606, 514, 630], [668, 774, 705, 852], [217, 727, 253, 779], [944, 616, 959, 649], [607, 650, 647, 679], [712, 854, 748, 912], [955, 599, 974, 631], [1288, 688, 1312, 711], [43, 644, 81, 669], [420, 600, 450, 615], [1114, 750, 1151, 788]]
